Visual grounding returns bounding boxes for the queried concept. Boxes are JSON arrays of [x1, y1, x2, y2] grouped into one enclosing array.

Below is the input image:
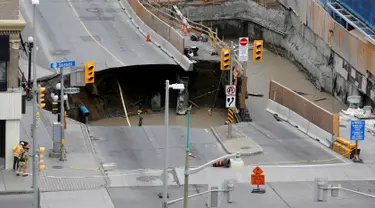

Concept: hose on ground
[[117, 80, 132, 127]]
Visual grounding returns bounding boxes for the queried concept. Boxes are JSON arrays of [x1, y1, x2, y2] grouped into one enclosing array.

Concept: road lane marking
[[205, 129, 208, 133], [66, 0, 125, 66]]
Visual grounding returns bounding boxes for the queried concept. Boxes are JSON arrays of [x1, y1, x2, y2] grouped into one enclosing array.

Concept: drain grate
[[52, 165, 63, 169], [136, 175, 160, 182]]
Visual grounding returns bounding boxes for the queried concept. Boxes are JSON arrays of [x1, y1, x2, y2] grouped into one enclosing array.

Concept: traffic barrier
[[212, 159, 231, 168], [306, 122, 334, 148], [118, 0, 193, 71], [287, 110, 309, 134], [265, 99, 278, 115], [332, 137, 358, 159]]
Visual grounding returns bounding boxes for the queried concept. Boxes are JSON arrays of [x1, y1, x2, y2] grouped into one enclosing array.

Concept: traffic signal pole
[[60, 66, 66, 161], [228, 41, 234, 138]]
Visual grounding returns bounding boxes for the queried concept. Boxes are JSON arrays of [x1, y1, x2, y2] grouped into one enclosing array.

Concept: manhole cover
[[136, 175, 160, 182], [52, 165, 63, 169], [240, 146, 251, 150]]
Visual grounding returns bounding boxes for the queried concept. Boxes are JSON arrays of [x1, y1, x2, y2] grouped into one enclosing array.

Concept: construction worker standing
[[12, 141, 24, 171], [17, 144, 30, 177]]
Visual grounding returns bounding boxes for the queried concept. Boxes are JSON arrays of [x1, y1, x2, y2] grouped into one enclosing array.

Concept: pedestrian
[[17, 144, 30, 177], [12, 141, 24, 171]]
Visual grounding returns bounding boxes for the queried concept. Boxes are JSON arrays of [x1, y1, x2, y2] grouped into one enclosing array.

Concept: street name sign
[[63, 87, 80, 94], [238, 37, 249, 62], [50, 61, 76, 69], [350, 120, 365, 140]]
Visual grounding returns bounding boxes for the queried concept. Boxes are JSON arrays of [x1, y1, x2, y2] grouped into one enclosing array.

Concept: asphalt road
[[107, 180, 375, 208], [0, 194, 33, 208], [89, 125, 227, 170], [235, 122, 345, 165], [19, 0, 176, 72]]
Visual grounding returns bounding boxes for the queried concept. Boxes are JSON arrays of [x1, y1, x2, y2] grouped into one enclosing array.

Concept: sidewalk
[[211, 125, 263, 156], [0, 103, 107, 193]]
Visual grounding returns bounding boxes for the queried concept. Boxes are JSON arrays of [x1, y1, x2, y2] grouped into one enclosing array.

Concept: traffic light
[[64, 111, 67, 129], [39, 87, 46, 109], [84, 62, 95, 84], [252, 40, 264, 62], [51, 102, 59, 114], [220, 48, 231, 71], [39, 147, 45, 171]]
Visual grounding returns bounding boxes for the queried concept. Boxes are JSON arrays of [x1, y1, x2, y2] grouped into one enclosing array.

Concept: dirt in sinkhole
[[66, 64, 226, 123]]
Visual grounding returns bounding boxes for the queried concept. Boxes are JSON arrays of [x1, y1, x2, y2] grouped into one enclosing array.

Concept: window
[[0, 62, 6, 81], [0, 62, 7, 91]]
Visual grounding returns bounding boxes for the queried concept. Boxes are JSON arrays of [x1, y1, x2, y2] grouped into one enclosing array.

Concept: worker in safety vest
[[17, 144, 30, 177], [13, 141, 24, 171]]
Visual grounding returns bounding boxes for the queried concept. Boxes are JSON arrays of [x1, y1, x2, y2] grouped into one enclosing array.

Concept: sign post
[[50, 60, 76, 161], [238, 37, 249, 62], [251, 166, 265, 194], [350, 120, 365, 162]]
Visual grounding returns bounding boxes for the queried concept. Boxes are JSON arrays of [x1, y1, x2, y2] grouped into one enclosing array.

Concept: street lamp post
[[30, 0, 40, 207], [26, 37, 33, 92], [163, 80, 185, 208]]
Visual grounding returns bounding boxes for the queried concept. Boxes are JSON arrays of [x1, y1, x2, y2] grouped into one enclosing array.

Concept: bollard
[[227, 181, 234, 203], [316, 178, 328, 202], [209, 186, 220, 208]]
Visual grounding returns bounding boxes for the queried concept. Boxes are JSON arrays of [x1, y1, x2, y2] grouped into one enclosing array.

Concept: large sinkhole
[[56, 63, 226, 122]]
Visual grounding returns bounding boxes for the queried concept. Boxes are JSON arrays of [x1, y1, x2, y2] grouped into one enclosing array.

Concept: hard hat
[[20, 142, 24, 145]]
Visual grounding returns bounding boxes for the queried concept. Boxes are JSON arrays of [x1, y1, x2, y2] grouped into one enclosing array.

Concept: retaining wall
[[266, 80, 339, 147]]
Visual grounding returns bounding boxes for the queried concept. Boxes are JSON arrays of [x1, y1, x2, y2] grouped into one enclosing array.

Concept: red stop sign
[[240, 38, 248, 46]]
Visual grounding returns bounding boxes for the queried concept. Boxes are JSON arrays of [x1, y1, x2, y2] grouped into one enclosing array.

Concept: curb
[[210, 126, 263, 156], [0, 190, 34, 195]]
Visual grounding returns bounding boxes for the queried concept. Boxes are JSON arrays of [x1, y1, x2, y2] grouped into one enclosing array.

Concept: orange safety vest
[[13, 145, 23, 157]]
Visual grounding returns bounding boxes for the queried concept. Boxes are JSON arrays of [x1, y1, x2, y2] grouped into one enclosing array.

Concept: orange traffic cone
[[181, 25, 188, 36], [146, 34, 151, 42]]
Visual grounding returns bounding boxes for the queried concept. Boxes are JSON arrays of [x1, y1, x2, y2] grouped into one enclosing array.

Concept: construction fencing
[[266, 80, 339, 147]]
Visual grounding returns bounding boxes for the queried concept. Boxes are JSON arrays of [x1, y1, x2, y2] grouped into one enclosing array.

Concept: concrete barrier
[[306, 122, 333, 148], [287, 110, 309, 134], [265, 99, 278, 115], [266, 99, 333, 148], [118, 0, 193, 71]]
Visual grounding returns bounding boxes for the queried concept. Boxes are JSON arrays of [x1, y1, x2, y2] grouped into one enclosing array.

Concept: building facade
[[0, 0, 26, 169]]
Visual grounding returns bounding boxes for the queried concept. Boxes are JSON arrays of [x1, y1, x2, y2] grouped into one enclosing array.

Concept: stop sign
[[240, 38, 248, 46]]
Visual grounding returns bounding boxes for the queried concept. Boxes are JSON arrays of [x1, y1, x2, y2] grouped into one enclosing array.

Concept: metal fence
[[269, 80, 339, 135], [128, 0, 185, 53]]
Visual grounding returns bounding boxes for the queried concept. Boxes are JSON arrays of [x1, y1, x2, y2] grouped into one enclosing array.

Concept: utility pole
[[59, 66, 66, 161], [228, 41, 234, 138], [31, 0, 39, 207], [162, 80, 170, 208]]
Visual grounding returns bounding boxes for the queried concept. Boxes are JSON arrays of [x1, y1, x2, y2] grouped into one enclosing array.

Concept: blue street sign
[[350, 120, 365, 141], [49, 61, 76, 69]]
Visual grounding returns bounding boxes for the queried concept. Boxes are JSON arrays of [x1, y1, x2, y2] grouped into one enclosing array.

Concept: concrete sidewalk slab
[[174, 163, 375, 186], [211, 125, 263, 156], [2, 102, 107, 193], [41, 188, 115, 208]]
